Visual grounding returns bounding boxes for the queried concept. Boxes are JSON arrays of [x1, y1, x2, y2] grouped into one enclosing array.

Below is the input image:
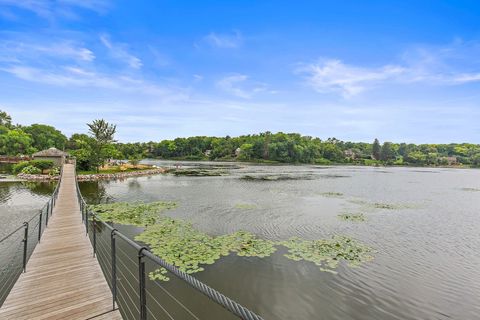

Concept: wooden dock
[[0, 164, 122, 320]]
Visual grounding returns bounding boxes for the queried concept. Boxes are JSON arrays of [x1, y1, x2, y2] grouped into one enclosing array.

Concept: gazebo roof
[[32, 147, 68, 157]]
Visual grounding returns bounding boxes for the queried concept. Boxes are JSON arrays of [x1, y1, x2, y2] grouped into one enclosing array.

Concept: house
[[444, 156, 457, 166], [344, 149, 356, 160], [32, 147, 69, 166], [235, 147, 241, 157]]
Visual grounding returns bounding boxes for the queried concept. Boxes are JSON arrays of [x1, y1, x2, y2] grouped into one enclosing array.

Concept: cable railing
[[0, 165, 63, 306], [74, 170, 264, 320]]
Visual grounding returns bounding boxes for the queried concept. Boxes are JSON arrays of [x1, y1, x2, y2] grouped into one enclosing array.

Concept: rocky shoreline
[[17, 168, 165, 182]]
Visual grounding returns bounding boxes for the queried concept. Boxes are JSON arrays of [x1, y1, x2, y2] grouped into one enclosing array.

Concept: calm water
[[9, 161, 479, 320]]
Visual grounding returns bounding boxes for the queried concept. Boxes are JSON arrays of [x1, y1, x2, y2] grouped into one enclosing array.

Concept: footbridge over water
[[0, 163, 263, 320]]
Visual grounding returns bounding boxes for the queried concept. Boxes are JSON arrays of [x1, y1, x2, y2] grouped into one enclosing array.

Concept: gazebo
[[32, 147, 69, 166]]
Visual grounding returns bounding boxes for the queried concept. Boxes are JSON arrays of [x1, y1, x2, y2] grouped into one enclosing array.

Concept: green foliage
[[23, 124, 67, 151], [92, 201, 374, 280], [28, 160, 54, 170], [0, 129, 35, 155], [12, 161, 31, 174], [372, 138, 381, 160], [280, 236, 374, 274], [21, 165, 42, 174], [0, 110, 12, 128], [49, 167, 60, 176], [338, 213, 366, 222], [90, 201, 177, 226]]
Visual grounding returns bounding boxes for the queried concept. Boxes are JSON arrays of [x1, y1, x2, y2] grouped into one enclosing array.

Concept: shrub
[[21, 165, 42, 174], [12, 161, 31, 174], [49, 167, 60, 176], [29, 160, 54, 170]]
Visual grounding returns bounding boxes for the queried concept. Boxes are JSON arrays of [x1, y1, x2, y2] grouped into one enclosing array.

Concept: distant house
[[344, 149, 356, 160], [235, 147, 242, 157], [32, 147, 68, 166], [444, 156, 458, 165], [204, 149, 212, 156]]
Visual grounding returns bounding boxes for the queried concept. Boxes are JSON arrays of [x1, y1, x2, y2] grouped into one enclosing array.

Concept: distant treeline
[[115, 133, 480, 167], [1, 109, 480, 167]]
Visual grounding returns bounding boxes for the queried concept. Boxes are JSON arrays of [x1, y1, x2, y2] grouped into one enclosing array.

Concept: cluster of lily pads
[[338, 213, 366, 222], [89, 201, 374, 281]]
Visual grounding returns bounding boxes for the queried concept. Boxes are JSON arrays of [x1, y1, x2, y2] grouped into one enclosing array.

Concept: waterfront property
[[32, 148, 69, 167]]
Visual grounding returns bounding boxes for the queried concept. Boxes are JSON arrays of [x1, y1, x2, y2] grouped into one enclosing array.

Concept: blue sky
[[1, 0, 480, 143]]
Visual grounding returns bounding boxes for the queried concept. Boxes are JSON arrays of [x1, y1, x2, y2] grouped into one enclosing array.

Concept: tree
[[23, 124, 67, 151], [86, 119, 117, 172], [0, 110, 12, 128], [380, 142, 395, 161], [372, 138, 381, 160], [87, 119, 116, 144], [0, 129, 35, 155]]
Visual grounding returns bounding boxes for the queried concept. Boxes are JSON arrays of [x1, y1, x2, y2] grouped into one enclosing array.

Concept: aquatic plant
[[320, 192, 343, 198], [241, 174, 314, 181], [136, 220, 276, 280], [168, 168, 228, 176], [461, 187, 480, 192], [234, 203, 257, 209], [338, 213, 366, 222], [280, 236, 374, 274], [92, 201, 373, 281], [89, 201, 177, 226]]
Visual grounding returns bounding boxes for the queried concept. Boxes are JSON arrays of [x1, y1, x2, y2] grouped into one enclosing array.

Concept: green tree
[[380, 142, 395, 161], [83, 119, 118, 172], [23, 124, 67, 151], [372, 138, 381, 160], [0, 110, 12, 128], [0, 129, 35, 155]]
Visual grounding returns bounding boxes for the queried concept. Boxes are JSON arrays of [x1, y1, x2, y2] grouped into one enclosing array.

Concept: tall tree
[[0, 110, 12, 128], [86, 119, 118, 172], [380, 142, 395, 161], [372, 138, 381, 160]]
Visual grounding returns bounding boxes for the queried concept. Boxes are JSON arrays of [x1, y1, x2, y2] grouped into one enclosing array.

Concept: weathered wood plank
[[0, 164, 122, 320]]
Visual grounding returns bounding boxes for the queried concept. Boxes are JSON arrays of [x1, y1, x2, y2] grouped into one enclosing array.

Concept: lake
[[1, 162, 480, 319]]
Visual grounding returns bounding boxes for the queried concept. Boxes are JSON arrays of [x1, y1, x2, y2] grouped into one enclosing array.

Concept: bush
[[29, 160, 54, 170], [21, 165, 42, 174], [49, 167, 60, 176], [12, 161, 31, 174], [12, 160, 54, 174]]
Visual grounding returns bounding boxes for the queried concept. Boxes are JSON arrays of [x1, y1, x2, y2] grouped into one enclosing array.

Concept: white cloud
[[203, 31, 242, 48], [100, 34, 142, 69], [298, 41, 480, 98], [297, 59, 405, 97], [1, 65, 186, 101], [217, 74, 268, 99], [0, 0, 110, 19]]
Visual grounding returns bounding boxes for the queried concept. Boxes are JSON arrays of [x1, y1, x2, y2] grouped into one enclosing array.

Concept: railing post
[[46, 203, 49, 227], [92, 215, 97, 257], [22, 222, 28, 273], [46, 201, 49, 219], [85, 210, 89, 235], [38, 210, 42, 242], [138, 248, 147, 320], [111, 229, 118, 311]]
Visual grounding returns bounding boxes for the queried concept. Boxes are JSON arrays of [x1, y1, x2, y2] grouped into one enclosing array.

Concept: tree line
[[1, 109, 480, 169]]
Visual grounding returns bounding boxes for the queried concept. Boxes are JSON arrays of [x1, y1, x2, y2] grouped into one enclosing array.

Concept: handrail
[[0, 163, 64, 306], [74, 166, 264, 320]]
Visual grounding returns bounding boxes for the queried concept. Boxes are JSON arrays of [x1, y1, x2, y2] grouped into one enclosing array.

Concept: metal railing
[[0, 165, 63, 306], [74, 171, 264, 320]]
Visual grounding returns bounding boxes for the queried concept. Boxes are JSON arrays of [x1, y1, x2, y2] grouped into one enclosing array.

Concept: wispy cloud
[[297, 59, 405, 97], [0, 0, 110, 19], [100, 34, 142, 69], [217, 74, 268, 99], [0, 39, 94, 63], [298, 41, 480, 98], [1, 64, 187, 101], [203, 31, 243, 48]]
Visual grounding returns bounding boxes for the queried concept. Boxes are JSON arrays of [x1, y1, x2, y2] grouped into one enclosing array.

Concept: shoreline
[[16, 168, 166, 182]]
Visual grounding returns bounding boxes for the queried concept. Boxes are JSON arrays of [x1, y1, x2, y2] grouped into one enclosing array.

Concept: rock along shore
[[17, 168, 166, 182]]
